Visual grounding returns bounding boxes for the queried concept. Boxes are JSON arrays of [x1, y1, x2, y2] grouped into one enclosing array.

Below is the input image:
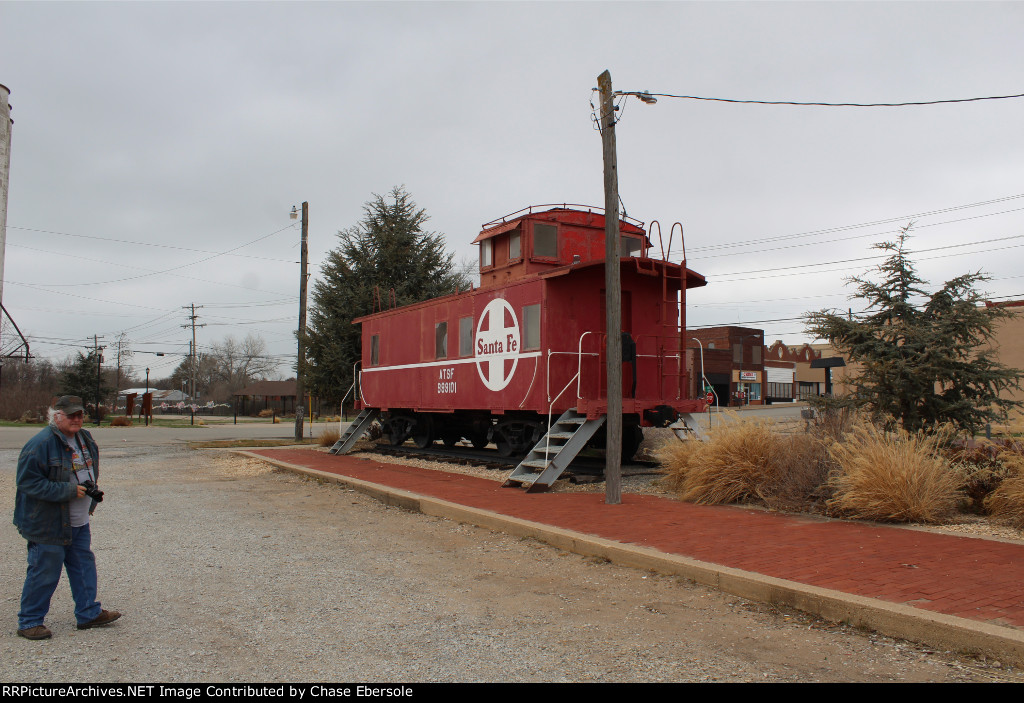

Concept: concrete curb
[[238, 449, 1024, 667]]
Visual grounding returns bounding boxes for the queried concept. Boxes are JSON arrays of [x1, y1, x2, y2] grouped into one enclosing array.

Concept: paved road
[[0, 419, 338, 451], [0, 402, 807, 452]]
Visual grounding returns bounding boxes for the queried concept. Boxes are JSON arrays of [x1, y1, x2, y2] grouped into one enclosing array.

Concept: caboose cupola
[[474, 205, 648, 288]]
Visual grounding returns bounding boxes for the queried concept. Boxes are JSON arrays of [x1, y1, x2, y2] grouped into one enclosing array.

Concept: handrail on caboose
[[481, 204, 645, 231], [350, 360, 365, 407], [647, 220, 686, 263], [545, 332, 601, 404], [542, 332, 599, 463]]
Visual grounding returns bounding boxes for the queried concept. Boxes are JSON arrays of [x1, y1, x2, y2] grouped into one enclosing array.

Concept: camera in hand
[[81, 480, 104, 502]]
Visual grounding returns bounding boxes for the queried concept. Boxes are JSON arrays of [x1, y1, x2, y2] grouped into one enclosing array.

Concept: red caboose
[[337, 205, 706, 487]]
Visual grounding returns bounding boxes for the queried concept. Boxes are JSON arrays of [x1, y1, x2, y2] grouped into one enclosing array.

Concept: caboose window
[[371, 335, 380, 366], [533, 223, 557, 259], [509, 231, 521, 259], [480, 239, 493, 268], [435, 322, 448, 359], [620, 235, 642, 258], [459, 316, 473, 356], [523, 304, 541, 351]]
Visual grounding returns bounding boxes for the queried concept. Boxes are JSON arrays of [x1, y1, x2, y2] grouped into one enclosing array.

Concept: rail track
[[360, 442, 661, 482]]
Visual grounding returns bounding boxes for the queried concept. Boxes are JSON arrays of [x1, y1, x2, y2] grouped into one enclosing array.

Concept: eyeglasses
[[62, 412, 85, 420]]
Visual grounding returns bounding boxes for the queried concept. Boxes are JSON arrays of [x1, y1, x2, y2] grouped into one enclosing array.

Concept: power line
[[621, 90, 1024, 108], [688, 203, 1024, 261], [709, 234, 1024, 279], [689, 193, 1024, 253], [6, 224, 298, 263], [36, 224, 297, 288], [5, 280, 170, 311]]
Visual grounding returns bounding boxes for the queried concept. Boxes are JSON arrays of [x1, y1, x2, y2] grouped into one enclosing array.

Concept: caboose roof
[[352, 256, 706, 326], [472, 206, 646, 244], [539, 257, 707, 290]]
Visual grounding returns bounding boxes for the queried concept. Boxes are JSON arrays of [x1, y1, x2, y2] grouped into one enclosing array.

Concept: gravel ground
[[1, 442, 1019, 683]]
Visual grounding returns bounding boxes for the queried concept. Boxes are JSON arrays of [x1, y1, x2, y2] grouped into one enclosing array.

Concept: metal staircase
[[503, 409, 606, 493], [329, 408, 380, 455], [672, 413, 711, 442]]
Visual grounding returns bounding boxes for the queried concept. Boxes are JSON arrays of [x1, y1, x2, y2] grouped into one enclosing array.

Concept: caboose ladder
[[329, 408, 380, 455], [503, 409, 606, 493]]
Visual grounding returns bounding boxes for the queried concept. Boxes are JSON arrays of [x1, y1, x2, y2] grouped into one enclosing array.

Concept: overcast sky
[[2, 0, 1023, 382]]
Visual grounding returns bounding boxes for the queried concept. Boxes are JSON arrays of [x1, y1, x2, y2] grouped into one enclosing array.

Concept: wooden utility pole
[[294, 201, 309, 441], [598, 70, 622, 505], [93, 335, 104, 426], [183, 304, 205, 426]]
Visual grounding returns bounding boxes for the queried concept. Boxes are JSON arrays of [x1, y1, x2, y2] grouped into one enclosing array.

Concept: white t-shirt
[[68, 436, 94, 528]]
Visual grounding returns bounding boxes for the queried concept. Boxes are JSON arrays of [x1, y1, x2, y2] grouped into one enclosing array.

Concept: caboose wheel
[[412, 416, 434, 449], [387, 416, 413, 446], [495, 435, 514, 457], [441, 433, 460, 448], [494, 421, 542, 457], [622, 424, 644, 462], [469, 432, 488, 450]]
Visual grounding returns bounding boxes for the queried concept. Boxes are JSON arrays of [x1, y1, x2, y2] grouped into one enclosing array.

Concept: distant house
[[118, 388, 190, 403], [233, 380, 301, 416], [116, 388, 191, 415]]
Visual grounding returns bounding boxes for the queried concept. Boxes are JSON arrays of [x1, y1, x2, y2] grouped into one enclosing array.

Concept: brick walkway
[[252, 448, 1024, 631]]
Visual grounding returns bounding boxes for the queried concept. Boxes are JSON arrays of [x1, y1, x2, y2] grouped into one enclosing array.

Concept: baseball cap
[[55, 396, 86, 415]]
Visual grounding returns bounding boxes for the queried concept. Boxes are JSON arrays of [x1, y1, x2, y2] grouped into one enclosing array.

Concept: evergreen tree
[[806, 224, 1022, 434], [303, 187, 470, 404], [59, 351, 113, 412]]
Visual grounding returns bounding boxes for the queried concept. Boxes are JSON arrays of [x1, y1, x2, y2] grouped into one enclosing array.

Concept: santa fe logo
[[475, 298, 521, 391]]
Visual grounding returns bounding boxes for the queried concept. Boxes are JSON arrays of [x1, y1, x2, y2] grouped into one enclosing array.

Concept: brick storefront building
[[689, 326, 766, 406]]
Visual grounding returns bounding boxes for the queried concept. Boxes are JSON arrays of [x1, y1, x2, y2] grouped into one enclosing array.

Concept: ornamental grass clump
[[984, 453, 1024, 528], [318, 427, 341, 447], [657, 417, 829, 510], [827, 423, 962, 523]]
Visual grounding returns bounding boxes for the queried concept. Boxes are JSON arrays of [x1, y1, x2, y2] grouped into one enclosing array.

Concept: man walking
[[13, 395, 120, 639]]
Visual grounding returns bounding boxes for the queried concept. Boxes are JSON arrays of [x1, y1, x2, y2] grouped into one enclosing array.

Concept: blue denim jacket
[[13, 425, 100, 545]]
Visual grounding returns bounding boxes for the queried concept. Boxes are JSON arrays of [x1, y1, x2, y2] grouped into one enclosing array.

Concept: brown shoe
[[17, 625, 52, 640], [77, 609, 121, 630]]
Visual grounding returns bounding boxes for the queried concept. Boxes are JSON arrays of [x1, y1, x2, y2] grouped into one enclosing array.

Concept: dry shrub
[[109, 416, 132, 427], [318, 428, 341, 447], [984, 454, 1024, 528], [947, 440, 1011, 514], [258, 409, 275, 418], [827, 423, 962, 523], [812, 404, 858, 443], [657, 417, 830, 509], [19, 410, 42, 424], [944, 437, 1024, 513]]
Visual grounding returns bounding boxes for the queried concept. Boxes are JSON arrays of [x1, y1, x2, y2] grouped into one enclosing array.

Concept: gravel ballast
[[0, 442, 1016, 682]]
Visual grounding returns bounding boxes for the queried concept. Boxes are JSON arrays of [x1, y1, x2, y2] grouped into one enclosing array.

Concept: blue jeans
[[18, 524, 102, 629]]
